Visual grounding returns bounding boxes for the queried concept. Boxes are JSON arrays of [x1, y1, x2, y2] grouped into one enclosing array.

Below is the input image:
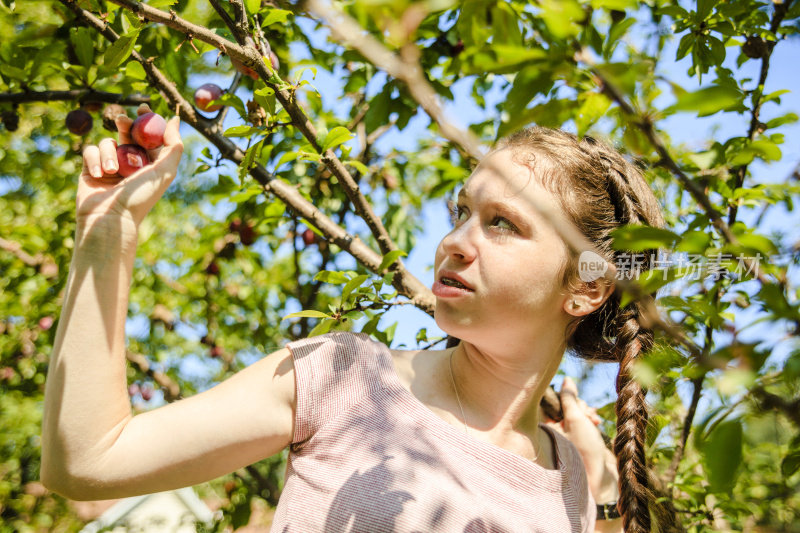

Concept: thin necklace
[[448, 348, 540, 461], [449, 349, 469, 435]]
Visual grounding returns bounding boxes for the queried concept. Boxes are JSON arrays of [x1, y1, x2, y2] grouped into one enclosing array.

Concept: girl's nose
[[440, 220, 478, 263]]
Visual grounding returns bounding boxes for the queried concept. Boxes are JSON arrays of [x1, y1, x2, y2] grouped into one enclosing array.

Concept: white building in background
[[79, 487, 220, 533]]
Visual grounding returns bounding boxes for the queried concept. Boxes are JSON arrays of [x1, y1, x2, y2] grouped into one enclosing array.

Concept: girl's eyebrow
[[456, 189, 532, 231]]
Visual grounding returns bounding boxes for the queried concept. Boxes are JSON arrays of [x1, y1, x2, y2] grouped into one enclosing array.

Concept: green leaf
[[676, 33, 696, 60], [308, 318, 335, 337], [321, 126, 354, 152], [314, 271, 350, 284], [224, 125, 261, 138], [345, 160, 369, 175], [146, 0, 177, 7], [69, 27, 94, 69], [667, 85, 741, 117], [230, 498, 252, 529], [244, 0, 260, 16], [104, 31, 139, 70], [342, 274, 369, 302], [283, 310, 331, 320], [611, 224, 681, 251], [253, 86, 276, 116], [378, 250, 408, 273], [216, 92, 247, 119], [125, 61, 146, 80], [229, 186, 262, 204], [275, 150, 298, 170], [782, 450, 800, 478], [765, 112, 799, 130], [728, 138, 782, 166], [590, 0, 637, 9], [261, 8, 292, 27], [676, 230, 712, 254], [700, 419, 743, 492], [238, 139, 264, 181], [540, 0, 583, 39], [461, 45, 547, 75]]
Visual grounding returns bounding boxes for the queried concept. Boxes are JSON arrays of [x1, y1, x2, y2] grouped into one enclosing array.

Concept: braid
[[613, 303, 655, 533], [588, 139, 658, 531]]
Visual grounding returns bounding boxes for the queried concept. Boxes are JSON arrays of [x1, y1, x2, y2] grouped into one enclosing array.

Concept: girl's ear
[[563, 279, 615, 317]]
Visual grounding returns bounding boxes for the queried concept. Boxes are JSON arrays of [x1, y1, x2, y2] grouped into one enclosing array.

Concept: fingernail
[[105, 159, 118, 172], [91, 165, 102, 178]]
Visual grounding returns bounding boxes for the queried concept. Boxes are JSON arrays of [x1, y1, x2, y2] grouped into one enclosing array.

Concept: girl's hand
[[77, 104, 183, 229], [544, 377, 619, 504]]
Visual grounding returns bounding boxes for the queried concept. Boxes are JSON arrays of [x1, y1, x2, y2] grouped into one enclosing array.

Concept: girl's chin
[[433, 314, 478, 341]]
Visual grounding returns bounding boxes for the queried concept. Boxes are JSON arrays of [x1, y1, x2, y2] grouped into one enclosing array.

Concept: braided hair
[[496, 127, 665, 533]]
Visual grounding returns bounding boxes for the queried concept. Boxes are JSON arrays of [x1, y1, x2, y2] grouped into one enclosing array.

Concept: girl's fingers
[[116, 114, 134, 145], [136, 103, 152, 116], [98, 138, 119, 175], [152, 116, 184, 169], [82, 144, 102, 178]]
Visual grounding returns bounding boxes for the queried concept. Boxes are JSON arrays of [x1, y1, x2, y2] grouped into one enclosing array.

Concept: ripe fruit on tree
[[66, 109, 92, 135], [269, 51, 280, 71], [232, 57, 259, 80], [128, 383, 140, 397], [102, 104, 126, 132], [82, 101, 103, 113], [209, 345, 222, 358], [205, 261, 220, 276], [116, 144, 150, 177], [131, 112, 166, 149], [238, 221, 256, 246], [302, 228, 317, 246], [1, 110, 19, 132], [140, 385, 153, 401], [38, 316, 54, 331], [194, 83, 224, 113]]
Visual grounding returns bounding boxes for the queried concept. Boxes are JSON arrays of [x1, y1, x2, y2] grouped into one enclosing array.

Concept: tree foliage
[[1, 0, 799, 531]]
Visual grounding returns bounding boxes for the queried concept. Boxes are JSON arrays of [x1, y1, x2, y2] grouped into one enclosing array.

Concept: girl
[[42, 106, 664, 533]]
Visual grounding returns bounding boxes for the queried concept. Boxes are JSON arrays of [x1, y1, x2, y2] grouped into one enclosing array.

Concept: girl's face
[[433, 148, 574, 352]]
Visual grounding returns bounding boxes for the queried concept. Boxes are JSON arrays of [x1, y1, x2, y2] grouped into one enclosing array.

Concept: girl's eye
[[447, 200, 468, 226], [491, 216, 517, 233]]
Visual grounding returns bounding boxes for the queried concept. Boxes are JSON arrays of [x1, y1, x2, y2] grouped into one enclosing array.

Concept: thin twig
[[125, 349, 182, 402], [666, 375, 704, 484], [0, 89, 149, 106], [728, 0, 794, 226]]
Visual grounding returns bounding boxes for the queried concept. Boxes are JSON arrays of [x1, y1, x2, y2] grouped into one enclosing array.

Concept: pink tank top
[[270, 331, 596, 532]]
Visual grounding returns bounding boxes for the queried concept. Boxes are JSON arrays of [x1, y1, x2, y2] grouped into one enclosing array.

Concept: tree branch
[[125, 349, 182, 402], [0, 89, 149, 106], [751, 386, 800, 426], [0, 236, 59, 279], [58, 0, 435, 314], [103, 0, 401, 259], [665, 375, 704, 484], [728, 0, 794, 226]]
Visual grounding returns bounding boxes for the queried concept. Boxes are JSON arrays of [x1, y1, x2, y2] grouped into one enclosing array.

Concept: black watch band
[[596, 502, 621, 520]]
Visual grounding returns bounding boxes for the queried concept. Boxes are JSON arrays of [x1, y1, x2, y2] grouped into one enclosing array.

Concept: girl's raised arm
[[41, 109, 296, 500]]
